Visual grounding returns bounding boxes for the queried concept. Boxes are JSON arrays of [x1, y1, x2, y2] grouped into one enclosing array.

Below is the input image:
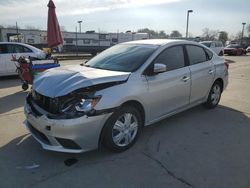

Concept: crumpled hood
[[33, 65, 130, 97]]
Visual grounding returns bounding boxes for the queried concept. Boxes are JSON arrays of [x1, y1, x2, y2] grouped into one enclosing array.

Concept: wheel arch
[[98, 100, 146, 149], [214, 78, 224, 92]]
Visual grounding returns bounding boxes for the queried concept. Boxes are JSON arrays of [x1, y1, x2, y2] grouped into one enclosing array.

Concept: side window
[[6, 44, 24, 53], [23, 46, 33, 53], [210, 42, 215, 48], [215, 42, 222, 47], [153, 46, 185, 71], [186, 45, 207, 65], [0, 44, 8, 54], [14, 45, 25, 53]]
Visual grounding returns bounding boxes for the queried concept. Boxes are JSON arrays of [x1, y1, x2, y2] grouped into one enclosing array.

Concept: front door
[[145, 45, 191, 121]]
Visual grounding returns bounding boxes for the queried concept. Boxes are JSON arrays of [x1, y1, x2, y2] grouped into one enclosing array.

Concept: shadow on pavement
[[0, 105, 250, 188], [0, 76, 20, 89], [0, 91, 28, 114]]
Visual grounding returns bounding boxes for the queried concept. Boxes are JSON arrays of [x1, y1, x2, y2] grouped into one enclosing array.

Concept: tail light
[[224, 61, 229, 69]]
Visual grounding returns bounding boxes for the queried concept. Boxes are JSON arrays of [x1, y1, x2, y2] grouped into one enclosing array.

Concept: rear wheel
[[103, 106, 142, 152], [204, 81, 222, 109]]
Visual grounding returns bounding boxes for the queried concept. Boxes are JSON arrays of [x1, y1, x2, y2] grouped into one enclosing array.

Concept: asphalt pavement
[[0, 55, 250, 188]]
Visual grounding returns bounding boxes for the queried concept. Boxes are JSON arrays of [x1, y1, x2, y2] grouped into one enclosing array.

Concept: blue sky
[[0, 0, 249, 37]]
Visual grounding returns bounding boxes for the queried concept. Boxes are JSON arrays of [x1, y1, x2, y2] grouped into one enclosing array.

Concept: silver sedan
[[24, 39, 228, 153]]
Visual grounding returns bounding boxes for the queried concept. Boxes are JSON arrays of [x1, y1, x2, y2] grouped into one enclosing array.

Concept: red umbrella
[[47, 0, 63, 48]]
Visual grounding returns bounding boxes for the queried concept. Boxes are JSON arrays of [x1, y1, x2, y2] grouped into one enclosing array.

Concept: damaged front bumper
[[24, 96, 112, 153]]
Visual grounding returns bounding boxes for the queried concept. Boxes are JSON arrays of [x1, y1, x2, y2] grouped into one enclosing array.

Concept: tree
[[158, 30, 168, 38], [218, 31, 228, 45], [202, 28, 219, 40], [170, 30, 182, 38], [235, 31, 242, 40], [137, 28, 158, 38]]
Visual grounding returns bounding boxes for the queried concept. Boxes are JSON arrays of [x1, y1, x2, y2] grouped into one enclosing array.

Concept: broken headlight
[[75, 96, 101, 113], [60, 94, 102, 117]]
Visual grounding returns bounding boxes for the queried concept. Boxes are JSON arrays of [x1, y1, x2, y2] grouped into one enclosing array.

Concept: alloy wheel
[[112, 113, 138, 147]]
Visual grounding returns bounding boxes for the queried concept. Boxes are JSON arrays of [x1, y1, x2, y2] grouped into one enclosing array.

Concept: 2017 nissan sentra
[[24, 39, 228, 153]]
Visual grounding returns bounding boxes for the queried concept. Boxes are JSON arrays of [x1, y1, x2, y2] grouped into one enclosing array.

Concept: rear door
[[145, 45, 191, 120], [5, 44, 34, 74], [185, 45, 215, 104]]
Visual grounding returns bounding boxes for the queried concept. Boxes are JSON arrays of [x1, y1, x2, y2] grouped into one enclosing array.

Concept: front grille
[[32, 90, 59, 114]]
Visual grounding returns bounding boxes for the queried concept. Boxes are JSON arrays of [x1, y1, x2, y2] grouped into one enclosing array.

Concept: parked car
[[246, 46, 250, 53], [24, 39, 228, 153], [200, 41, 224, 56], [0, 42, 46, 76], [224, 44, 246, 56]]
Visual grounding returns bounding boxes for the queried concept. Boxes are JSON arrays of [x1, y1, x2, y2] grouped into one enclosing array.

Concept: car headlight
[[75, 96, 101, 113]]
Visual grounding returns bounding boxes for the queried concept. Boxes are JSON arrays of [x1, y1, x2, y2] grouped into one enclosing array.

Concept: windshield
[[201, 42, 211, 47], [85, 44, 158, 72]]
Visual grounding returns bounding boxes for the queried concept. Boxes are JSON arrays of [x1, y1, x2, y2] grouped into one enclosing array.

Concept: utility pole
[[185, 10, 193, 39], [75, 26, 78, 56], [16, 21, 19, 42], [241, 22, 246, 46]]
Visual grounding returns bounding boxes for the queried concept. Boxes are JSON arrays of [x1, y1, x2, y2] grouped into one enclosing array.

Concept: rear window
[[215, 42, 223, 47], [226, 45, 240, 48], [201, 42, 211, 48]]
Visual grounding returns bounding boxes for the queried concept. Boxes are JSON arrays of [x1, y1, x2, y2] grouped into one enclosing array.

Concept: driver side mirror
[[154, 63, 166, 74]]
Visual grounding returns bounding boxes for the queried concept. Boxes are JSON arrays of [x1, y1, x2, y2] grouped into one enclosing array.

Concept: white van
[[0, 42, 46, 76], [200, 41, 224, 56]]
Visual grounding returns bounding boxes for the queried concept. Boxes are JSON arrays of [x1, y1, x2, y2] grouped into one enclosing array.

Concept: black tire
[[204, 81, 222, 109], [22, 83, 29, 91], [103, 105, 142, 152]]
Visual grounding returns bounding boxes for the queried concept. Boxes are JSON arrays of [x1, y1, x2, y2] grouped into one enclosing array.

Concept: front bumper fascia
[[24, 99, 112, 153]]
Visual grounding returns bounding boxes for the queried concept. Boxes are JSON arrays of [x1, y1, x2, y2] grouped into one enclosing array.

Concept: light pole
[[77, 20, 82, 33], [75, 26, 78, 56], [185, 10, 193, 39], [16, 21, 19, 42], [241, 22, 246, 45]]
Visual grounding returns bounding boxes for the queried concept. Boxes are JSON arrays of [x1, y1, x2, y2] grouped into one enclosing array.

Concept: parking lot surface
[[0, 55, 250, 188]]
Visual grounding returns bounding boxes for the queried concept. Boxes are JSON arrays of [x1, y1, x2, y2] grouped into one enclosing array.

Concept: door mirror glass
[[154, 63, 166, 73]]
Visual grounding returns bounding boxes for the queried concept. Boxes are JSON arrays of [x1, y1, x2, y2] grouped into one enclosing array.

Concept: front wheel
[[103, 106, 142, 152], [204, 81, 222, 109]]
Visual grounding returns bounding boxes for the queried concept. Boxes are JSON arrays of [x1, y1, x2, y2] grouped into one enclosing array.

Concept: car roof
[[123, 39, 198, 46], [200, 41, 222, 43], [0, 42, 40, 51]]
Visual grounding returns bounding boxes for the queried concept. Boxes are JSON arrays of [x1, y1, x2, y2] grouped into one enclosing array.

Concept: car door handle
[[208, 70, 214, 74], [182, 76, 190, 82]]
